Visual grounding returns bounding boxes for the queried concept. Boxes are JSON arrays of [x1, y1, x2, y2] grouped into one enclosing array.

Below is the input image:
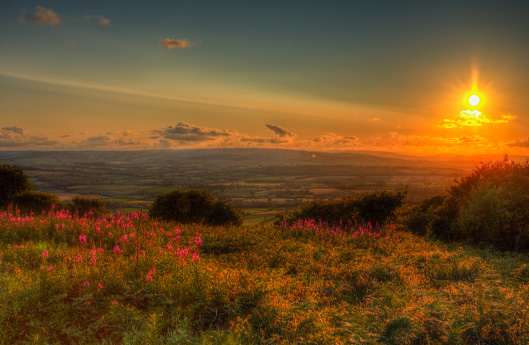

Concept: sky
[[1, 0, 529, 154]]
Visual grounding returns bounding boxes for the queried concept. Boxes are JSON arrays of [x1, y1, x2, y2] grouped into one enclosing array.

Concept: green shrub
[[149, 189, 243, 226], [398, 194, 446, 236], [66, 196, 107, 217], [429, 156, 529, 250], [276, 190, 407, 226], [11, 191, 64, 214], [0, 164, 32, 208]]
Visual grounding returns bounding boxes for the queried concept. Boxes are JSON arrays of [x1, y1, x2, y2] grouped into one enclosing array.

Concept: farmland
[[0, 149, 493, 223]]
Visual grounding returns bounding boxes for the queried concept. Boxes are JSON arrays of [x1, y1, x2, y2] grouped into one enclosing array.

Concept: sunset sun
[[469, 94, 480, 106]]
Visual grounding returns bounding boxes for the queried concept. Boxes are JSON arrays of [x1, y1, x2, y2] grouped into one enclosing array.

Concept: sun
[[469, 94, 480, 106]]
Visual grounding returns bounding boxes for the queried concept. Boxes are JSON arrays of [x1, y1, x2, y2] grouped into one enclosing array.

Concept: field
[[2, 208, 529, 344], [0, 149, 485, 225]]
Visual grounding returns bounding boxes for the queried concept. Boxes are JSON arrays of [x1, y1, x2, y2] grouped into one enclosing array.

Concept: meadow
[[2, 207, 529, 344]]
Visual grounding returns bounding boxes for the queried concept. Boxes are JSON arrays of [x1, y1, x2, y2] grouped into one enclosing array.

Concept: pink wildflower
[[113, 245, 123, 254], [146, 275, 153, 281], [41, 250, 48, 258], [192, 252, 200, 262], [83, 281, 89, 287], [98, 283, 103, 289], [47, 266, 54, 271], [194, 237, 202, 246], [112, 301, 118, 305]]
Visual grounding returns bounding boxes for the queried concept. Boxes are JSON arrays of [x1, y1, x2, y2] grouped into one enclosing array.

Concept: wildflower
[[146, 274, 153, 281], [194, 236, 202, 246], [97, 247, 104, 253], [83, 281, 89, 287], [98, 283, 103, 289], [192, 252, 200, 262], [41, 250, 48, 258], [113, 245, 123, 254], [47, 266, 54, 271], [75, 254, 83, 262], [112, 300, 118, 305]]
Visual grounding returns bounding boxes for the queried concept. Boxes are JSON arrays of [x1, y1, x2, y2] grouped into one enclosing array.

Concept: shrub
[[11, 191, 64, 214], [276, 190, 407, 226], [429, 156, 529, 250], [66, 196, 107, 217], [0, 164, 32, 208], [149, 189, 243, 226], [398, 194, 446, 236]]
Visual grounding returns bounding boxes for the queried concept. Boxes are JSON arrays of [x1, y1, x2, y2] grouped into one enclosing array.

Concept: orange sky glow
[[1, 1, 528, 156]]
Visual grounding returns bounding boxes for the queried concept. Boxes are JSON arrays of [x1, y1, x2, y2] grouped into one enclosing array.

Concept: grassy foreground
[[1, 209, 529, 344]]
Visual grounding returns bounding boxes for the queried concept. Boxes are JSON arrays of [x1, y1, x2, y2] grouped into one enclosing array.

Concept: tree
[[67, 196, 107, 217], [0, 164, 32, 208], [149, 190, 243, 226], [11, 191, 64, 214]]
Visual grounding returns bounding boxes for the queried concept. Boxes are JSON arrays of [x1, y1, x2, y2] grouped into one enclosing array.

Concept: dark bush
[[398, 194, 446, 236], [276, 190, 407, 226], [0, 164, 32, 208], [429, 156, 529, 250], [149, 190, 243, 226], [11, 191, 64, 214], [66, 196, 107, 217]]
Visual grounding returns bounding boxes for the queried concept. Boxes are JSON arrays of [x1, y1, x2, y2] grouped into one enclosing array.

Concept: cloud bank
[[440, 110, 516, 129]]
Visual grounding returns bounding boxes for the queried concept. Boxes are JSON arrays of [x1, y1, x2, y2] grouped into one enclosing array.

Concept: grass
[[1, 209, 529, 344]]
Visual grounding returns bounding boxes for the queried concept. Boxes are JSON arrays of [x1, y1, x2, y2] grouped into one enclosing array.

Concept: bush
[[11, 191, 64, 214], [429, 156, 529, 250], [276, 190, 407, 226], [149, 189, 243, 226], [66, 196, 107, 217], [0, 164, 32, 208], [398, 194, 446, 236]]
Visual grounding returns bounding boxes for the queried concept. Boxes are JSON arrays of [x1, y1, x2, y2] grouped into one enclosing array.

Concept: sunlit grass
[[1, 208, 529, 343]]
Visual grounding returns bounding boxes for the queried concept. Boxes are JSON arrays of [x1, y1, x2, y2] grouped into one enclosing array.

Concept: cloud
[[507, 137, 529, 148], [369, 117, 382, 122], [2, 126, 24, 135], [313, 133, 358, 145], [265, 123, 296, 139], [439, 110, 517, 129], [19, 6, 62, 26], [75, 135, 146, 149], [156, 122, 239, 142], [160, 38, 193, 49], [86, 15, 110, 26], [0, 126, 56, 147]]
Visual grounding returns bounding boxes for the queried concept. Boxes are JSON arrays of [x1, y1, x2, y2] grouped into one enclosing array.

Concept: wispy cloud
[[265, 124, 296, 139], [369, 117, 382, 122], [86, 15, 110, 26], [312, 133, 358, 146], [439, 110, 517, 129], [160, 38, 193, 49], [507, 137, 529, 148], [19, 6, 62, 26]]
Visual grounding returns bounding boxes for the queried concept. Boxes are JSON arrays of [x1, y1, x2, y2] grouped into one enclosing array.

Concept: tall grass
[[2, 207, 529, 344]]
